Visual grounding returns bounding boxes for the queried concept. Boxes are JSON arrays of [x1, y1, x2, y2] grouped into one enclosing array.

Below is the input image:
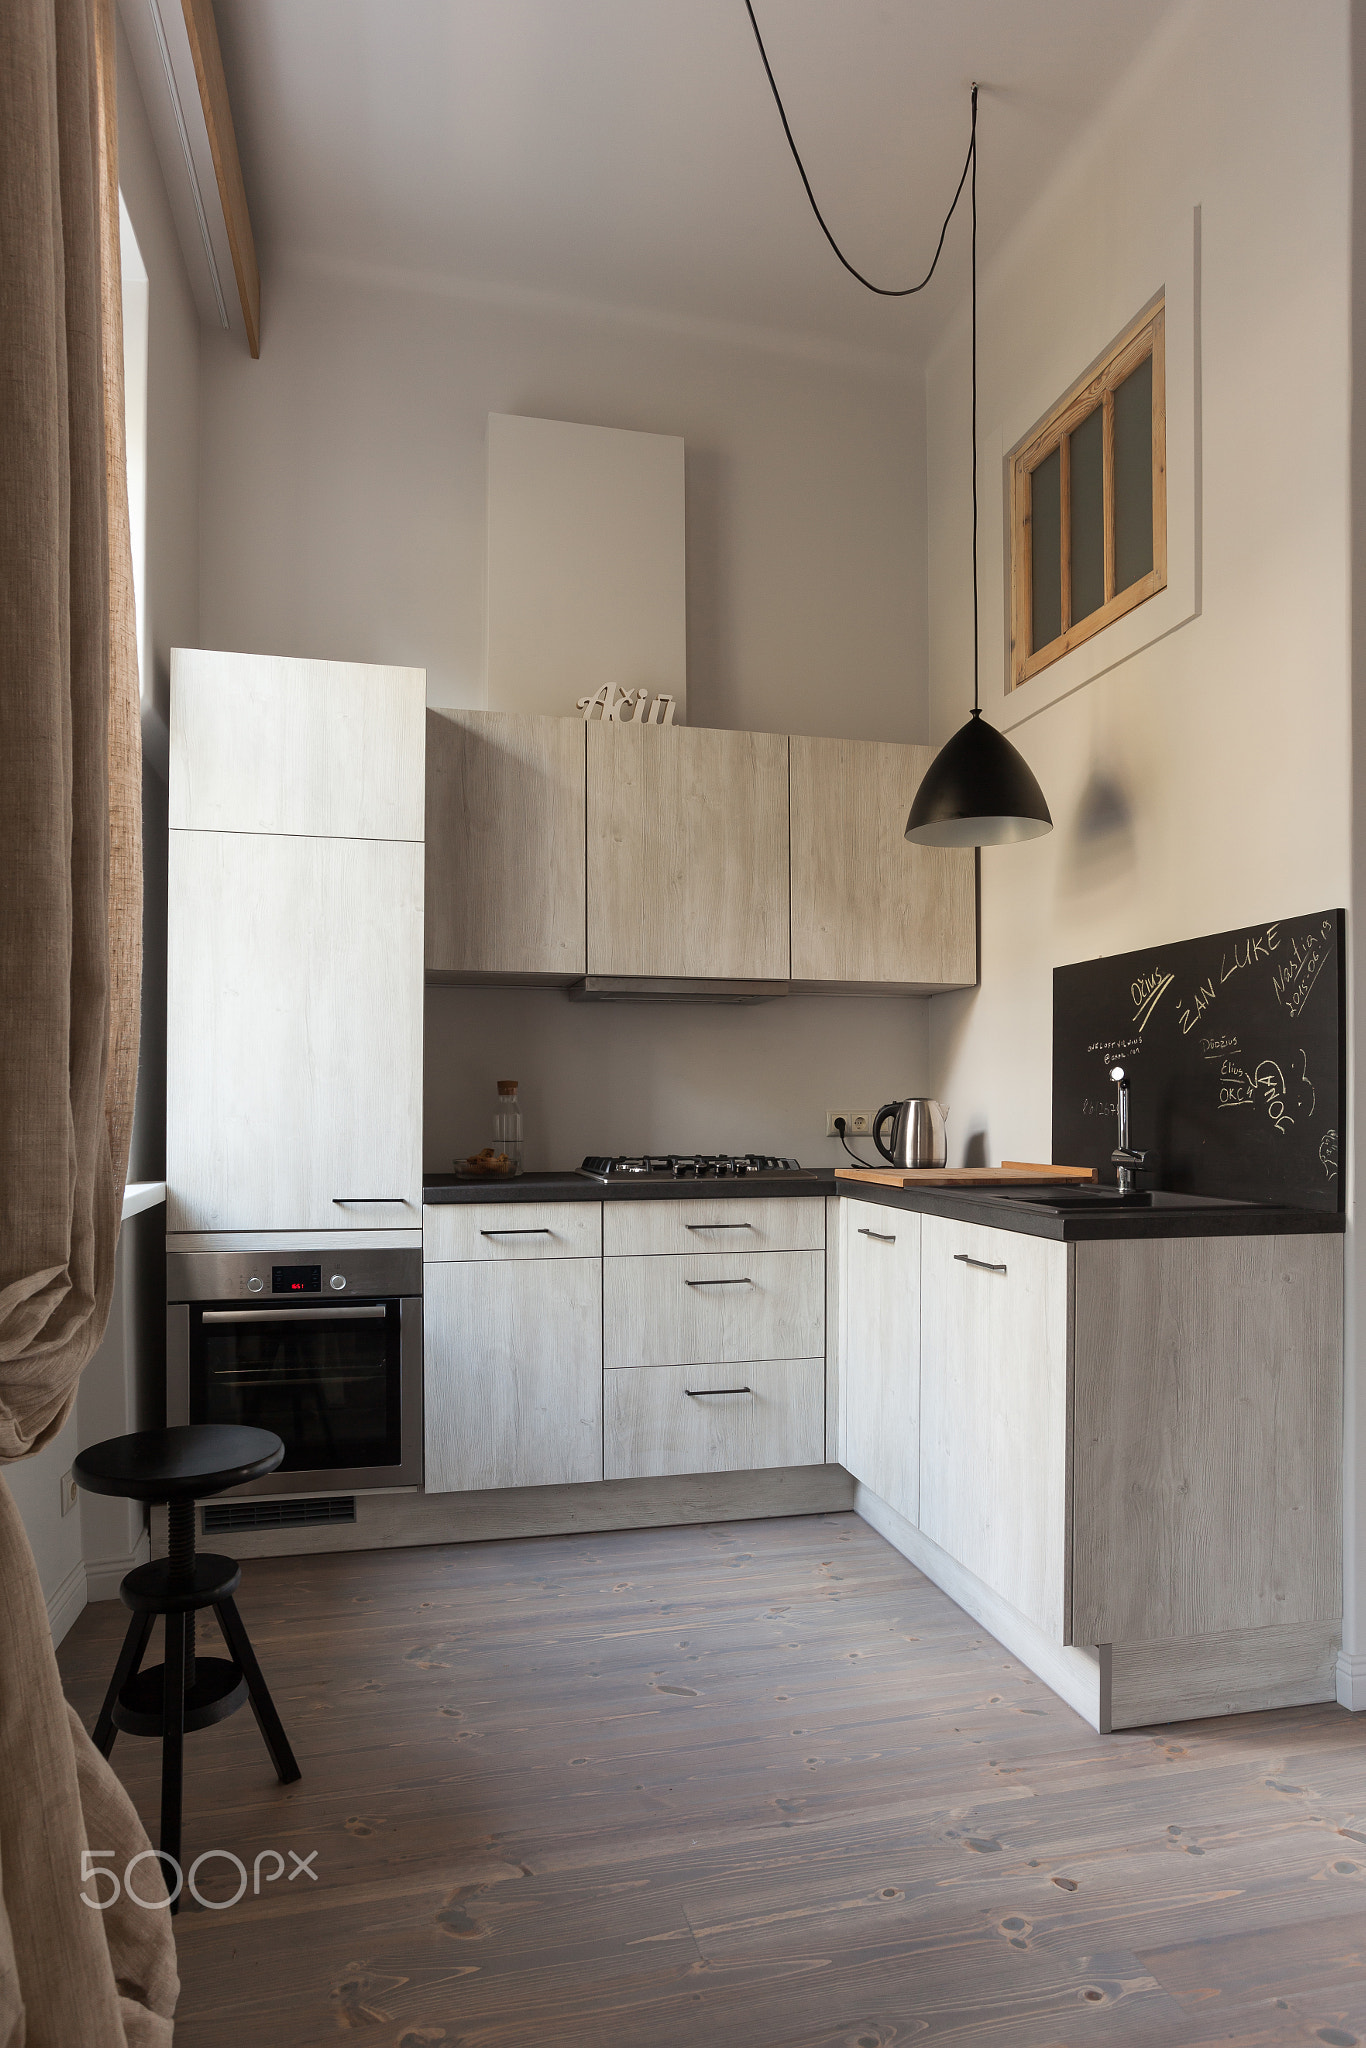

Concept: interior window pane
[[1030, 445, 1062, 651], [1112, 352, 1154, 593], [1068, 405, 1104, 623]]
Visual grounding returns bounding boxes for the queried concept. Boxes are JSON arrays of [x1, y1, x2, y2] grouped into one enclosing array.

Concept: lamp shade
[[904, 708, 1052, 848]]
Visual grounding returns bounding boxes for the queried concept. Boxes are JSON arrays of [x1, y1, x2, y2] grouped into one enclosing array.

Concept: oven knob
[[330, 1274, 346, 1291], [247, 1276, 263, 1293]]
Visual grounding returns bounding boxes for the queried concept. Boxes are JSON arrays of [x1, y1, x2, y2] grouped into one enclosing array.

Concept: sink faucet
[[1109, 1065, 1152, 1196]]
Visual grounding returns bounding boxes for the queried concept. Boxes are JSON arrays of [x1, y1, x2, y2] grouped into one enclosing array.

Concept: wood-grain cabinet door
[[1071, 1235, 1343, 1644], [170, 648, 425, 840], [167, 831, 423, 1231], [790, 737, 977, 991], [840, 1200, 920, 1525], [919, 1216, 1071, 1640], [587, 723, 790, 980], [425, 710, 587, 982], [423, 1258, 603, 1492]]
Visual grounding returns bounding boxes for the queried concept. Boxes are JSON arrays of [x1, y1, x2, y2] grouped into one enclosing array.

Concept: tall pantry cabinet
[[166, 650, 426, 1233]]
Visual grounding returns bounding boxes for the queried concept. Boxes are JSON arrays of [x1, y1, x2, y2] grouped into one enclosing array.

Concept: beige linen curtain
[[0, 0, 175, 2038]]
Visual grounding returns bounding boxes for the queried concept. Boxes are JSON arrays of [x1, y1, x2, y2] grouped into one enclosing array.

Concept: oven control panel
[[167, 1246, 422, 1304]]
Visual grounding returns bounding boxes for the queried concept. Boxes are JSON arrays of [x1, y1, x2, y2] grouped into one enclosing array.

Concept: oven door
[[170, 1296, 423, 1495]]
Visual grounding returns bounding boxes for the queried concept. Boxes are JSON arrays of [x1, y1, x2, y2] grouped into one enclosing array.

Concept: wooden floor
[[57, 1511, 1366, 2048]]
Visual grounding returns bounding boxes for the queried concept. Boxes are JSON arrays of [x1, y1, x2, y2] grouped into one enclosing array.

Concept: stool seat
[[74, 1424, 283, 1503], [113, 1657, 249, 1738], [121, 1553, 242, 1614]]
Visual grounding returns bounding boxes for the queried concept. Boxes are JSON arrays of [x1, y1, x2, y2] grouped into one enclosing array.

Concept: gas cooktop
[[579, 1153, 817, 1182]]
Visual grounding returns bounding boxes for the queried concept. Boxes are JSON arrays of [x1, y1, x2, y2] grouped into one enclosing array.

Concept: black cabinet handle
[[685, 1387, 752, 1398], [333, 1196, 408, 1204], [858, 1227, 897, 1243], [684, 1221, 754, 1231], [685, 1277, 754, 1288], [480, 1227, 553, 1237], [954, 1252, 1007, 1275]]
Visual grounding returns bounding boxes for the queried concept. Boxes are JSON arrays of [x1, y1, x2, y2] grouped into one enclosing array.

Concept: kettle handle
[[872, 1103, 899, 1164]]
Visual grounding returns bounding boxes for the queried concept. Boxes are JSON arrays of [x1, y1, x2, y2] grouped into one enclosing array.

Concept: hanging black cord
[[970, 82, 979, 713], [743, 0, 975, 299]]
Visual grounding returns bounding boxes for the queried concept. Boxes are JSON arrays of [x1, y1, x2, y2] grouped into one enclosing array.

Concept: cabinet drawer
[[423, 1201, 601, 1262], [604, 1359, 825, 1479], [603, 1196, 824, 1257], [603, 1249, 823, 1368]]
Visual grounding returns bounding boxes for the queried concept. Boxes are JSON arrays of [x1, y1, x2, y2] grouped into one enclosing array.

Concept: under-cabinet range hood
[[567, 975, 791, 1005]]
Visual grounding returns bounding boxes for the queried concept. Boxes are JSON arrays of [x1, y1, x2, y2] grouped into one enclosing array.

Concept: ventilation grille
[[202, 1496, 357, 1533]]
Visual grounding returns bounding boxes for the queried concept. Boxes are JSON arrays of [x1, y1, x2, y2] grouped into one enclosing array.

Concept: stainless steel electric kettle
[[873, 1097, 949, 1169]]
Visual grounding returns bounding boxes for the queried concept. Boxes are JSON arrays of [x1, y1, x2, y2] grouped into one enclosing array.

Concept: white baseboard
[[46, 1560, 87, 1648], [852, 1482, 1108, 1732], [1337, 1650, 1366, 1711], [83, 1532, 150, 1603]]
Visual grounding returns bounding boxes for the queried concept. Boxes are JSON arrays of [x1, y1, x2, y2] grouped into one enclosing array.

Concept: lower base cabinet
[[424, 1256, 603, 1492], [840, 1202, 921, 1525], [604, 1358, 824, 1480]]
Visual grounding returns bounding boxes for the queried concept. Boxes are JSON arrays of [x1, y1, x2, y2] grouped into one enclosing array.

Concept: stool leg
[[213, 1596, 301, 1784], [161, 1611, 188, 1915], [92, 1610, 154, 1759]]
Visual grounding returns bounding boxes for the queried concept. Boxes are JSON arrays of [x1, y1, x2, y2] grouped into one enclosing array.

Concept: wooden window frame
[[1009, 302, 1166, 691]]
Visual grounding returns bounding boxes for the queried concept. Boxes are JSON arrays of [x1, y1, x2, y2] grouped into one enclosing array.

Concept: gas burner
[[578, 1153, 814, 1183]]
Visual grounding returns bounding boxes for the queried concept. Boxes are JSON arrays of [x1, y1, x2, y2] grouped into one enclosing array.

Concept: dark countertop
[[838, 1182, 1345, 1241], [422, 1169, 1344, 1240], [423, 1170, 836, 1205]]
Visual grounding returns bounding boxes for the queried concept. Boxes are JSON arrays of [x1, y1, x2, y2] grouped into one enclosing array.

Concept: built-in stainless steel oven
[[167, 1247, 422, 1496]]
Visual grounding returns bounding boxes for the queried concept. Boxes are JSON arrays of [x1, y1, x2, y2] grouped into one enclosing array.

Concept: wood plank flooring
[[56, 1510, 1366, 2047]]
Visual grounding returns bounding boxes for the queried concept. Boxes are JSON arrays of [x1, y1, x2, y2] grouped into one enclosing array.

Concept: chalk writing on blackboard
[[1219, 924, 1280, 984], [1054, 909, 1343, 1212], [1271, 917, 1335, 1021], [1131, 969, 1173, 1031]]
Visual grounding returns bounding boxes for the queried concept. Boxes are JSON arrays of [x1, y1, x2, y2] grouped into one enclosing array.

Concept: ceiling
[[214, 0, 1178, 367]]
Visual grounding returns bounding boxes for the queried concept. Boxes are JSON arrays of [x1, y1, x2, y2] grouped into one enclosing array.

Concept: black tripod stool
[[75, 1424, 302, 1908]]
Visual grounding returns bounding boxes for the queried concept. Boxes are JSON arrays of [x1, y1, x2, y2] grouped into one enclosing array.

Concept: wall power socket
[[826, 1109, 871, 1138], [59, 1469, 78, 1517]]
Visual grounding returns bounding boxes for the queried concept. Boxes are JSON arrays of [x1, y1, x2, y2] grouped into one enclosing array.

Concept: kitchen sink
[[1004, 1187, 1252, 1213]]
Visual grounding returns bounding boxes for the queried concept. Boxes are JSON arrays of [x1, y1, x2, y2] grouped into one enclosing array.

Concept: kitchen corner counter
[[423, 1170, 838, 1205], [840, 1180, 1344, 1240]]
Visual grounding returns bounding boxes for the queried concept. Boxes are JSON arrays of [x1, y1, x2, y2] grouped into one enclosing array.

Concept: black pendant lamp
[[745, 20, 1052, 846], [904, 89, 1052, 848]]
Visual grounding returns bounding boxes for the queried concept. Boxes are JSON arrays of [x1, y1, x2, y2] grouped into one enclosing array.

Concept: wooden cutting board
[[835, 1160, 1099, 1189]]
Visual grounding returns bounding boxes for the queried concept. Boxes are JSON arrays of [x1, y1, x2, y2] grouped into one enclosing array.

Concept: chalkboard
[[1052, 909, 1344, 1212]]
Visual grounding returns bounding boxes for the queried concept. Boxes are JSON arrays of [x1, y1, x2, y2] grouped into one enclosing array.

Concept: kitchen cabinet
[[1070, 1234, 1342, 1643], [423, 1242, 602, 1493], [603, 1249, 824, 1370], [586, 722, 790, 982], [169, 647, 425, 841], [789, 737, 977, 992], [425, 709, 587, 984], [423, 1200, 601, 1263], [919, 1214, 1071, 1639], [167, 830, 423, 1232], [839, 1200, 920, 1527], [604, 1359, 824, 1480]]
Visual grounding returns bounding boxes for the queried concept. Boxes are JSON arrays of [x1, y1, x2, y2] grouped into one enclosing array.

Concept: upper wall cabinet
[[170, 648, 426, 840], [425, 710, 587, 984], [587, 723, 790, 983], [790, 736, 977, 993]]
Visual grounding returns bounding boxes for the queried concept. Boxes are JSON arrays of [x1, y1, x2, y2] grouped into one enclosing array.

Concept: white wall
[[425, 987, 934, 1174], [197, 264, 926, 743], [925, 1, 1356, 1644], [198, 260, 936, 1164]]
